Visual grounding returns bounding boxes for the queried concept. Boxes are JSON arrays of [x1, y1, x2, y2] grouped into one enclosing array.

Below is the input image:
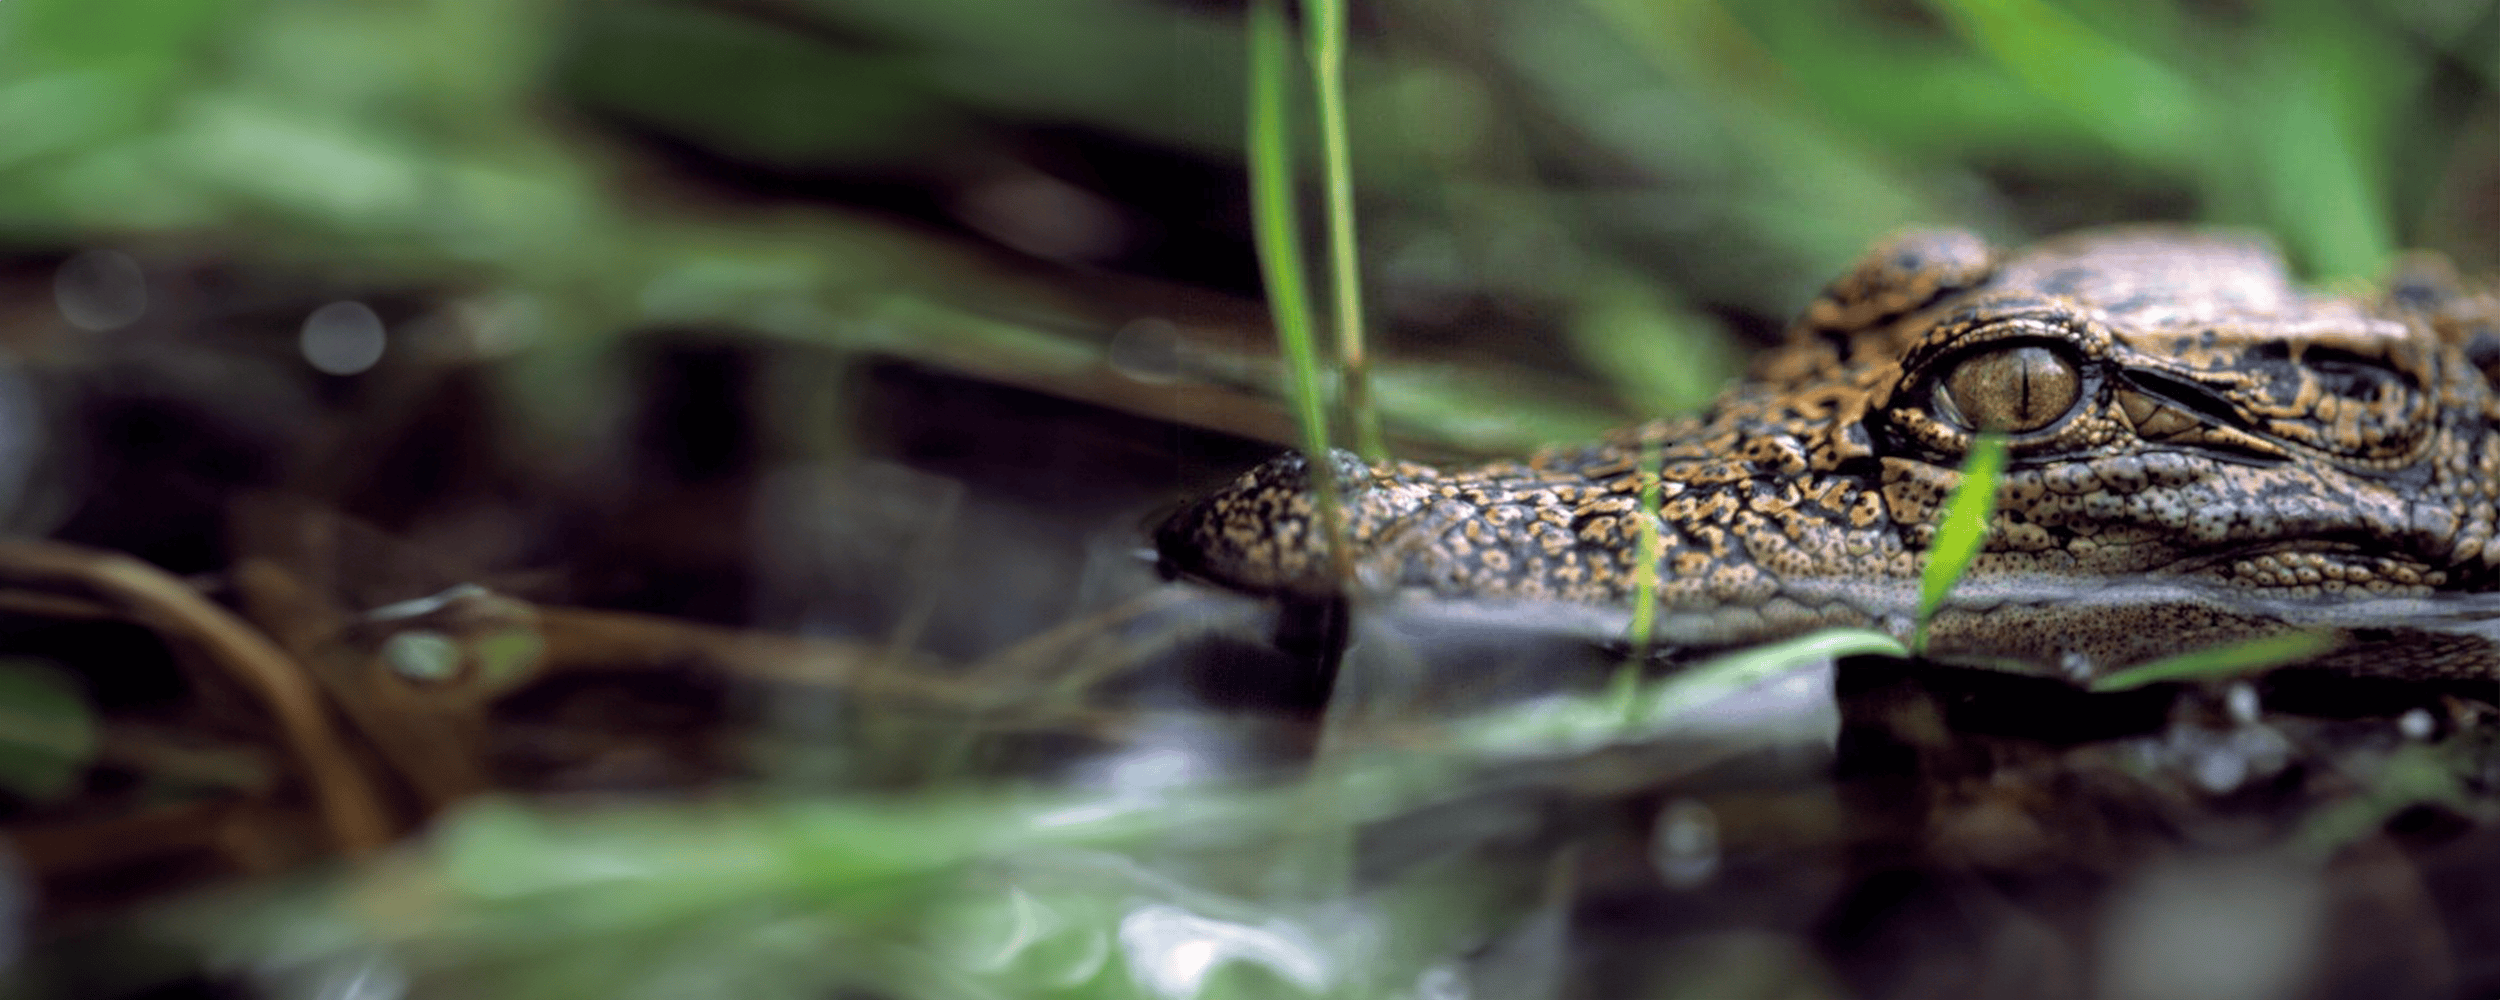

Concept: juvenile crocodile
[[1156, 227, 2500, 676]]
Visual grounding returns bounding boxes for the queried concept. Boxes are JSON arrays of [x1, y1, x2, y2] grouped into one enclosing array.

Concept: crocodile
[[1156, 227, 2500, 677]]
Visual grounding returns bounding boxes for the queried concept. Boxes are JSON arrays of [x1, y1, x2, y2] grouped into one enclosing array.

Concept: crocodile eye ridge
[[1933, 344, 2083, 434]]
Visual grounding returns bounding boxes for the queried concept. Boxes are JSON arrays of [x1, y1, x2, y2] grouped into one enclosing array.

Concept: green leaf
[[1915, 432, 2006, 649], [0, 658, 100, 801], [2088, 630, 2340, 692]]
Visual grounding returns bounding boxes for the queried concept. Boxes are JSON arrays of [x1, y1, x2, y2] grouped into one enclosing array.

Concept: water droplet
[[1415, 963, 1469, 1000], [2225, 682, 2260, 724], [1652, 797, 1721, 888], [301, 301, 387, 375], [2058, 649, 2095, 684], [2400, 707, 2435, 740], [381, 630, 460, 682], [1107, 317, 1184, 383], [2190, 746, 2248, 794], [53, 250, 146, 331]]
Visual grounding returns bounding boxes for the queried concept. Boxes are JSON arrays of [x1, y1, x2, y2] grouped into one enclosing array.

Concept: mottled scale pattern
[[1156, 227, 2500, 674]]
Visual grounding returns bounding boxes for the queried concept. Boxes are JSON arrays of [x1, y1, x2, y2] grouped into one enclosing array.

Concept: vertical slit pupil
[[1941, 344, 2080, 433]]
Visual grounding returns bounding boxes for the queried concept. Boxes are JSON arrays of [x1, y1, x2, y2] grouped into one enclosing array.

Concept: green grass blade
[[1624, 438, 1666, 655], [1246, 0, 1350, 575], [1610, 437, 1668, 721], [1461, 627, 1904, 757], [1914, 432, 2006, 650], [2088, 630, 2340, 692], [1639, 628, 1906, 725], [1924, 0, 2205, 170], [2291, 743, 2472, 859], [1302, 0, 1384, 463], [2244, 0, 2397, 279]]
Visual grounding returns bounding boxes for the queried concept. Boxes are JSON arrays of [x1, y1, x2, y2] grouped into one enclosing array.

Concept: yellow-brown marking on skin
[[1577, 515, 1619, 545], [1157, 226, 2500, 671]]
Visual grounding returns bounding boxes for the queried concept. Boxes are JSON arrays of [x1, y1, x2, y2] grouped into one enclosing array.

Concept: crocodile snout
[[1155, 448, 1406, 596]]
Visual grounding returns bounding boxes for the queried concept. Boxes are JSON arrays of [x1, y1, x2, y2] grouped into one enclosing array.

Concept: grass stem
[[1304, 0, 1385, 462], [1615, 436, 1666, 715], [1248, 0, 1351, 578]]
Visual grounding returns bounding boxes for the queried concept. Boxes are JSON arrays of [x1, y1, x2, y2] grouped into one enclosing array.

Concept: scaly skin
[[1156, 227, 2500, 676]]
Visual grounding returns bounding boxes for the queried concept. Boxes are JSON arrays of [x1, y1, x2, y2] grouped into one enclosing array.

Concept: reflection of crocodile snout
[[1156, 448, 1385, 597]]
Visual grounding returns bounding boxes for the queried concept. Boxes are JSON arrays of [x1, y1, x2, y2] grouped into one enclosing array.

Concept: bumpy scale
[[1157, 227, 2500, 675]]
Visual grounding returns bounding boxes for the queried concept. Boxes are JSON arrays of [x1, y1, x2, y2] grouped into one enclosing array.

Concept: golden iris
[[1935, 345, 2081, 433]]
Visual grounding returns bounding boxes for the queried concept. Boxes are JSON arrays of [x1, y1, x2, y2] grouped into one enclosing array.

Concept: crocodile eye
[[1933, 345, 2081, 433]]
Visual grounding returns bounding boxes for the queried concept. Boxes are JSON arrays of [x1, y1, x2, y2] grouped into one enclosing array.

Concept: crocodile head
[[1157, 227, 2500, 669]]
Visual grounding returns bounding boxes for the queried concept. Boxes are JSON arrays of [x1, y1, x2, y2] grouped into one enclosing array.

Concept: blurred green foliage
[[7, 0, 2488, 451], [7, 0, 2500, 995], [0, 659, 96, 801], [162, 641, 1877, 1000]]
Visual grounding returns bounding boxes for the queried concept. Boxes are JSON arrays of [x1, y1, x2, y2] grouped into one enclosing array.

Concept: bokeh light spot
[[53, 250, 147, 331], [301, 301, 387, 375]]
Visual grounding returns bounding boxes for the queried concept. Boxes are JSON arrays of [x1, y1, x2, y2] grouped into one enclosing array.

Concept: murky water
[[1065, 578, 2500, 999]]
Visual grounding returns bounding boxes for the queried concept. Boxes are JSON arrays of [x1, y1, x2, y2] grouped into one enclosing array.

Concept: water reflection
[[1652, 798, 1720, 888], [1116, 904, 1329, 998], [959, 886, 1109, 987], [1368, 579, 2500, 682]]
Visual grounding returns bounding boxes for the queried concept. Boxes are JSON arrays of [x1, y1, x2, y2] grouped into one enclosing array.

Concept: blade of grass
[[1613, 437, 1666, 719], [1461, 627, 1905, 757], [2291, 742, 2474, 859], [1914, 432, 2005, 652], [1923, 0, 2205, 171], [2245, 0, 2397, 279], [1303, 0, 1384, 462], [1639, 627, 1904, 724], [1247, 0, 1350, 577], [2088, 630, 2340, 692]]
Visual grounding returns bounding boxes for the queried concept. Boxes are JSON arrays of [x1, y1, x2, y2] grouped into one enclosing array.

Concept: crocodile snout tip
[[1155, 448, 1375, 596]]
